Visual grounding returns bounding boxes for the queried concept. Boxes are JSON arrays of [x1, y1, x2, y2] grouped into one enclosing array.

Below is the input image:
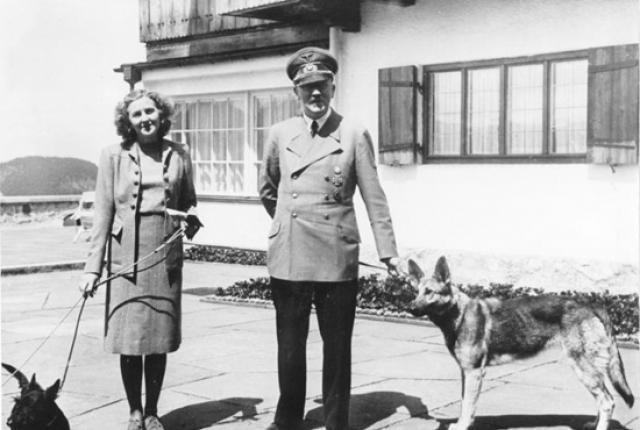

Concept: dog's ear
[[45, 379, 61, 401], [2, 363, 29, 390], [407, 259, 425, 283], [433, 256, 451, 285]]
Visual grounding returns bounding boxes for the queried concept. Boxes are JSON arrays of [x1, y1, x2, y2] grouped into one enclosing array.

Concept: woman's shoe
[[144, 415, 165, 430], [128, 410, 144, 430]]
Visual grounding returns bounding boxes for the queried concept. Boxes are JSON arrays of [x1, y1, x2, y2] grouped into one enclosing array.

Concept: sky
[[0, 0, 146, 165]]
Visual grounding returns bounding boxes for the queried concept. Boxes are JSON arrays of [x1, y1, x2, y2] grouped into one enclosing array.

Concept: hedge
[[212, 274, 638, 339], [184, 245, 266, 266]]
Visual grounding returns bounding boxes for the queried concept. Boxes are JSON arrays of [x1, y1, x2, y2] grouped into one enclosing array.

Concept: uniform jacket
[[259, 110, 398, 282], [84, 139, 197, 276]]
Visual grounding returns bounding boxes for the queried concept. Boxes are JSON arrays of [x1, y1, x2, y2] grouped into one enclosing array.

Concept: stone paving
[[1, 224, 91, 267], [1, 268, 639, 430]]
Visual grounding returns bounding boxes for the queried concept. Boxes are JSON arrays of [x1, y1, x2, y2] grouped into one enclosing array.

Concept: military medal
[[330, 166, 343, 187]]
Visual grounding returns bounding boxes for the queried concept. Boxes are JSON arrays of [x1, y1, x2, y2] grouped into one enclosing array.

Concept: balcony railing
[[139, 0, 273, 42], [217, 0, 360, 31]]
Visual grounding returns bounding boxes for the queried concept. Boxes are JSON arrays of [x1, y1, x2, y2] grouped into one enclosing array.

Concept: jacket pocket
[[111, 217, 123, 242], [338, 225, 360, 244], [268, 221, 281, 238]]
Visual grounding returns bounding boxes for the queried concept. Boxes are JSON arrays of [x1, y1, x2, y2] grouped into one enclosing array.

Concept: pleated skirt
[[104, 214, 181, 355]]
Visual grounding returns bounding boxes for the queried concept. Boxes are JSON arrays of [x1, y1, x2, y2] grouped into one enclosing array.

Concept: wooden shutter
[[378, 66, 420, 165], [588, 44, 639, 165]]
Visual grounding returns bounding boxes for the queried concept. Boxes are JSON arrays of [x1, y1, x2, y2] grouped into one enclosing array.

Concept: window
[[507, 64, 544, 154], [171, 89, 298, 196], [432, 71, 461, 155], [467, 67, 500, 155], [549, 60, 588, 154], [425, 56, 589, 160]]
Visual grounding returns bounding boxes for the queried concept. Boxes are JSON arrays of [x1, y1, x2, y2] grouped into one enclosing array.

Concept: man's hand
[[78, 273, 99, 298], [184, 214, 204, 240], [381, 257, 400, 277]]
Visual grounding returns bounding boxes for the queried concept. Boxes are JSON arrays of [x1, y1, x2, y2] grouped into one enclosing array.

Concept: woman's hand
[[79, 273, 99, 298], [381, 257, 401, 277], [166, 209, 203, 239], [184, 214, 204, 240]]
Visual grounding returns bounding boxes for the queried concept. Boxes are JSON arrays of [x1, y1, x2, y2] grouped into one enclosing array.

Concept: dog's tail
[[2, 363, 29, 390], [591, 307, 635, 408], [592, 307, 635, 408], [608, 343, 635, 407]]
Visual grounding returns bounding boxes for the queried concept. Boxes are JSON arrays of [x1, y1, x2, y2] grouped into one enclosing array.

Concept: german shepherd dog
[[405, 256, 634, 430], [2, 363, 70, 430]]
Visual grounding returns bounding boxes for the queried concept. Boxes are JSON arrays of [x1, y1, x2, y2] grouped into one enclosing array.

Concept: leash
[[2, 228, 186, 389], [358, 261, 389, 271]]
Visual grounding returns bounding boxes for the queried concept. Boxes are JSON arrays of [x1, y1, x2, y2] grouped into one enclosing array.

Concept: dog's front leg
[[450, 366, 484, 430]]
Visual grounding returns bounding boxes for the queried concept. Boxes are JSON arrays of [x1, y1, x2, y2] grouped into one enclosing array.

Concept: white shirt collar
[[302, 108, 332, 135]]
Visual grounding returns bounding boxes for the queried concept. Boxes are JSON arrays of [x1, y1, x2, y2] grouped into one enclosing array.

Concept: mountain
[[0, 156, 97, 196]]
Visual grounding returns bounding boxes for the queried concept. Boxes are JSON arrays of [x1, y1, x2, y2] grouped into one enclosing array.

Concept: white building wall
[[142, 0, 639, 265], [337, 0, 639, 264]]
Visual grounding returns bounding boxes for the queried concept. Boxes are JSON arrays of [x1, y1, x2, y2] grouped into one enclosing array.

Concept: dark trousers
[[271, 277, 358, 430]]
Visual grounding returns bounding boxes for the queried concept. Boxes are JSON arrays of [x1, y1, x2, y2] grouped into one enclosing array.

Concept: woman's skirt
[[104, 214, 181, 355]]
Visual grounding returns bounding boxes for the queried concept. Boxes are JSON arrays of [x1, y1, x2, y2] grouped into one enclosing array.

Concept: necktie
[[311, 120, 319, 137]]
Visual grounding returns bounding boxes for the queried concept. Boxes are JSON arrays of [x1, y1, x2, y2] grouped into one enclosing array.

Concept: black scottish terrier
[[2, 363, 69, 430]]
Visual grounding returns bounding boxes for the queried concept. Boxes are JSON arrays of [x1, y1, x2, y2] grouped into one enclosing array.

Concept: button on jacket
[[259, 110, 398, 282], [85, 139, 196, 276]]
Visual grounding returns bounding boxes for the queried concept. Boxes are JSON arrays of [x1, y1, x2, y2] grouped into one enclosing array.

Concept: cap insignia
[[303, 63, 318, 72]]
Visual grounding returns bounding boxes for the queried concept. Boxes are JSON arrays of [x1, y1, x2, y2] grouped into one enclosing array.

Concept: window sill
[[197, 194, 262, 204], [423, 154, 587, 164]]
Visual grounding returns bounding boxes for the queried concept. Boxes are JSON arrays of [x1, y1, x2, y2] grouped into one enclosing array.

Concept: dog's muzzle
[[408, 301, 427, 317]]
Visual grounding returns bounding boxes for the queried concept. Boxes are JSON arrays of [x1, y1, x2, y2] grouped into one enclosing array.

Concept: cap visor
[[294, 72, 333, 86]]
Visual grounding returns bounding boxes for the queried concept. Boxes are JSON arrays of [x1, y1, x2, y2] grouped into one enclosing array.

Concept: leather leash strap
[[3, 228, 186, 390]]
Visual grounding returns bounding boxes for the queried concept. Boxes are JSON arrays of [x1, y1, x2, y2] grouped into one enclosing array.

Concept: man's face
[[294, 79, 335, 119]]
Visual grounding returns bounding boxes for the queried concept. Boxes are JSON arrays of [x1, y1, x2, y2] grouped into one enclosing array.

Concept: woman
[[79, 89, 201, 430]]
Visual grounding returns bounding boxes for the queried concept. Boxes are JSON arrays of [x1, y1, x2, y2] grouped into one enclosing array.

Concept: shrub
[[184, 245, 266, 266], [213, 274, 638, 338]]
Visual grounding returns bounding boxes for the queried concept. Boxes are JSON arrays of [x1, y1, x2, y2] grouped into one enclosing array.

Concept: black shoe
[[265, 424, 280, 430]]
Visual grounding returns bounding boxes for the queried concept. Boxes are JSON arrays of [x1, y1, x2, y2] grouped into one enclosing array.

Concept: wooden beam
[[145, 22, 328, 62]]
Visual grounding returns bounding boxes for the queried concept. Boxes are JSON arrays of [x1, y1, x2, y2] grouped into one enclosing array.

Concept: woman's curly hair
[[114, 89, 175, 148]]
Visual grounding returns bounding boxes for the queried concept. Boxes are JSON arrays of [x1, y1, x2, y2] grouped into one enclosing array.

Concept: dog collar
[[46, 412, 59, 428]]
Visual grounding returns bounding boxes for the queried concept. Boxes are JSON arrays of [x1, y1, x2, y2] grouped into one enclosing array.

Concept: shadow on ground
[[434, 414, 628, 430], [160, 397, 263, 430], [303, 391, 429, 429]]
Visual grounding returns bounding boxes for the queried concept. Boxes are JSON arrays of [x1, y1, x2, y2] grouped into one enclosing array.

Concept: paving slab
[[352, 318, 442, 343], [0, 225, 91, 267]]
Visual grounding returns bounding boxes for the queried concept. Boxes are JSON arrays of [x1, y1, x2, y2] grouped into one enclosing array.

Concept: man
[[259, 47, 399, 430]]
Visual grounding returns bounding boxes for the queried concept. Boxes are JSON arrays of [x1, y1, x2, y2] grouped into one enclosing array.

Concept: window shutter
[[378, 65, 420, 165], [587, 44, 639, 165]]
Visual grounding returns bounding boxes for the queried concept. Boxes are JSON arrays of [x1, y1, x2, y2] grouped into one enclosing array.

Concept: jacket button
[[324, 194, 329, 201], [130, 204, 135, 210], [292, 212, 298, 218], [164, 176, 169, 182], [134, 170, 139, 175], [324, 176, 330, 182], [292, 193, 298, 199], [324, 214, 329, 220], [133, 181, 139, 186], [132, 193, 138, 198]]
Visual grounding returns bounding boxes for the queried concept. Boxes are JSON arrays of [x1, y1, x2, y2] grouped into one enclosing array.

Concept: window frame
[[423, 49, 591, 163], [170, 87, 299, 201]]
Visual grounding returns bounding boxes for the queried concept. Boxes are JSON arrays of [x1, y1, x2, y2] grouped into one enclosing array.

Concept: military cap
[[286, 47, 338, 86]]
